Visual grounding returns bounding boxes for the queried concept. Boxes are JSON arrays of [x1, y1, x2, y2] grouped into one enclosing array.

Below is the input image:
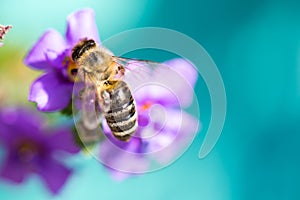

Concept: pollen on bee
[[67, 59, 79, 82]]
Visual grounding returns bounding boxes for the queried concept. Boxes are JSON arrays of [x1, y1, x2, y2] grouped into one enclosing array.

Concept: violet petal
[[0, 108, 44, 147], [48, 128, 80, 154], [155, 61, 197, 107], [132, 60, 197, 107], [147, 109, 199, 164], [38, 158, 72, 194], [99, 138, 149, 173], [66, 9, 100, 47], [107, 168, 131, 181], [45, 49, 68, 69], [163, 58, 198, 87], [24, 29, 67, 70], [0, 153, 27, 183], [134, 84, 179, 107], [29, 72, 73, 111]]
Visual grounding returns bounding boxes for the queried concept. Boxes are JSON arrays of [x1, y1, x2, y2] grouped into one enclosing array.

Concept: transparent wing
[[76, 120, 103, 147], [80, 85, 101, 130], [112, 56, 196, 108], [112, 56, 171, 90], [72, 70, 104, 147], [112, 56, 160, 70]]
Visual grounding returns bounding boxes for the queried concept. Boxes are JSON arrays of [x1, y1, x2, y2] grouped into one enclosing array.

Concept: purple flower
[[24, 9, 100, 111], [98, 58, 200, 179], [0, 108, 80, 194]]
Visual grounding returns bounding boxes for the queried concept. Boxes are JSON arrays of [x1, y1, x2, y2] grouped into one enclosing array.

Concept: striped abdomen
[[104, 81, 137, 141]]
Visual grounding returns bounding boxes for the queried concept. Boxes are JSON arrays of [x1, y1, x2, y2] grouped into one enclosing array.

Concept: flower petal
[[147, 109, 200, 164], [0, 153, 27, 183], [134, 84, 179, 107], [38, 158, 72, 194], [48, 128, 80, 154], [155, 60, 197, 107], [0, 108, 44, 146], [99, 138, 149, 173], [45, 49, 69, 69], [107, 168, 132, 181], [132, 60, 197, 107], [24, 29, 67, 70], [163, 58, 198, 87], [66, 9, 100, 47], [29, 72, 73, 111]]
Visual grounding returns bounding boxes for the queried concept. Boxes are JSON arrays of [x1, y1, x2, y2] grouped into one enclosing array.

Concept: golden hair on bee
[[72, 38, 96, 62]]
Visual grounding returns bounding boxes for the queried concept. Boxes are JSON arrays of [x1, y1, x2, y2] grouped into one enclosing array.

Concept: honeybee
[[71, 39, 156, 142]]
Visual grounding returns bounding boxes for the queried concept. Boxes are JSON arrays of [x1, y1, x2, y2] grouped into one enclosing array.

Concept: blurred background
[[1, 0, 300, 199]]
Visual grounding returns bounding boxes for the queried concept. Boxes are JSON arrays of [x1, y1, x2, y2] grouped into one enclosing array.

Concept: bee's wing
[[112, 56, 195, 107], [75, 68, 104, 129], [112, 56, 170, 88], [80, 85, 102, 130], [73, 73, 104, 147], [112, 56, 160, 70]]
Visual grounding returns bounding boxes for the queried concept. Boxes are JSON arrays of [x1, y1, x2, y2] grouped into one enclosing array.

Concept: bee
[[71, 39, 153, 142]]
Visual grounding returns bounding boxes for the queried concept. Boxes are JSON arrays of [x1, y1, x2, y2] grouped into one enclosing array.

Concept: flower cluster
[[0, 108, 79, 194], [23, 8, 200, 181], [98, 58, 199, 179], [24, 9, 100, 111]]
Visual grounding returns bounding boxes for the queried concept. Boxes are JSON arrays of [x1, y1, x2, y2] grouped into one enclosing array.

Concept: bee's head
[[72, 38, 96, 62]]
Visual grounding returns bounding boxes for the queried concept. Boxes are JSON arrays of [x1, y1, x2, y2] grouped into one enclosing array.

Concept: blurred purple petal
[[66, 9, 100, 47], [38, 159, 72, 194], [0, 108, 45, 147], [99, 138, 149, 173], [0, 122, 13, 145], [0, 153, 27, 183], [0, 107, 79, 194], [0, 108, 43, 129], [148, 109, 200, 164], [48, 128, 80, 154], [24, 29, 67, 70], [164, 58, 198, 87], [134, 85, 179, 107], [107, 168, 131, 181], [155, 63, 196, 107], [132, 61, 196, 107], [29, 72, 73, 111]]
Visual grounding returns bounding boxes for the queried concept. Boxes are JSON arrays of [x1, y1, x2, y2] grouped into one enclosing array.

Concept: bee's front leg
[[97, 86, 111, 113], [114, 65, 125, 79]]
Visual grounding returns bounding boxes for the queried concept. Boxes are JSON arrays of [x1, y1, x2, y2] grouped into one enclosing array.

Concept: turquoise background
[[1, 0, 300, 199]]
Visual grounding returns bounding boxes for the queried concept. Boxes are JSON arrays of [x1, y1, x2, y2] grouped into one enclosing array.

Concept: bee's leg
[[114, 65, 125, 79], [97, 87, 111, 113], [118, 65, 125, 75]]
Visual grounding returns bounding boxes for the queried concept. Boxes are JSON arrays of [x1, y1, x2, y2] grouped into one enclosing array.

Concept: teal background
[[1, 0, 300, 199]]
